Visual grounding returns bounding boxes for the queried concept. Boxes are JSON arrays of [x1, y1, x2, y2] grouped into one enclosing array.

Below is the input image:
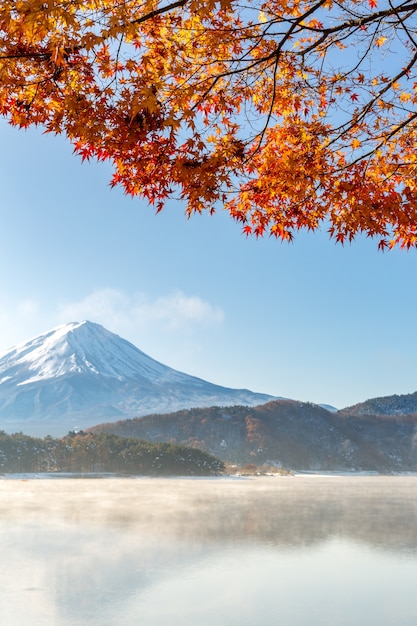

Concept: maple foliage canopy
[[2, 0, 417, 247]]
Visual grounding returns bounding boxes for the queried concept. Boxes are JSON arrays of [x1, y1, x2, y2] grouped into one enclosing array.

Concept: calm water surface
[[1, 475, 417, 625]]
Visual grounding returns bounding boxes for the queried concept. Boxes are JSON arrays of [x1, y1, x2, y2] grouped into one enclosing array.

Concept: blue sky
[[1, 118, 417, 409]]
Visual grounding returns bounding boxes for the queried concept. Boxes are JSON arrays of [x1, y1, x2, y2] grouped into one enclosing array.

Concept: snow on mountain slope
[[0, 321, 276, 436], [0, 321, 199, 385]]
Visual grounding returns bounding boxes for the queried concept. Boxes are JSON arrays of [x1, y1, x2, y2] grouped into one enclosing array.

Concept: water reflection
[[1, 476, 417, 625]]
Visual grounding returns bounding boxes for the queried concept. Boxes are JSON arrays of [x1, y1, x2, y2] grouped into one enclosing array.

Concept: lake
[[1, 475, 417, 625]]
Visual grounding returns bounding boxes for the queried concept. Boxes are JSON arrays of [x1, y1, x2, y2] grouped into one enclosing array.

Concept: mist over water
[[1, 476, 417, 625]]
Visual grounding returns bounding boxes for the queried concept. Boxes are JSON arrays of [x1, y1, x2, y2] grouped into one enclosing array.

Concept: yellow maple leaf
[[375, 36, 387, 47], [399, 92, 411, 102]]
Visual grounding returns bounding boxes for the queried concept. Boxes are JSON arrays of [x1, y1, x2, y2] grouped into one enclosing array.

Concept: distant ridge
[[0, 321, 276, 436], [340, 391, 417, 416], [90, 399, 417, 472]]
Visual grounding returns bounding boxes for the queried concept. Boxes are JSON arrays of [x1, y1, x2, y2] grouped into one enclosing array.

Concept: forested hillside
[[89, 400, 417, 472], [0, 431, 225, 476], [340, 392, 417, 417]]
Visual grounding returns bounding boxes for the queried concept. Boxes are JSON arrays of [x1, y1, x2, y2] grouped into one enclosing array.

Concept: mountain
[[0, 321, 276, 436], [340, 391, 417, 416], [90, 399, 417, 472]]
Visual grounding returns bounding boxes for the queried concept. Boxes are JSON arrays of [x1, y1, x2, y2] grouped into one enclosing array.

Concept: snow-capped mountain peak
[[0, 321, 276, 435], [0, 321, 181, 386]]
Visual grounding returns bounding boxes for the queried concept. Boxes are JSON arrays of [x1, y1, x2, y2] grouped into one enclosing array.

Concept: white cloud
[[132, 291, 225, 330], [58, 288, 224, 334], [58, 288, 131, 331]]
